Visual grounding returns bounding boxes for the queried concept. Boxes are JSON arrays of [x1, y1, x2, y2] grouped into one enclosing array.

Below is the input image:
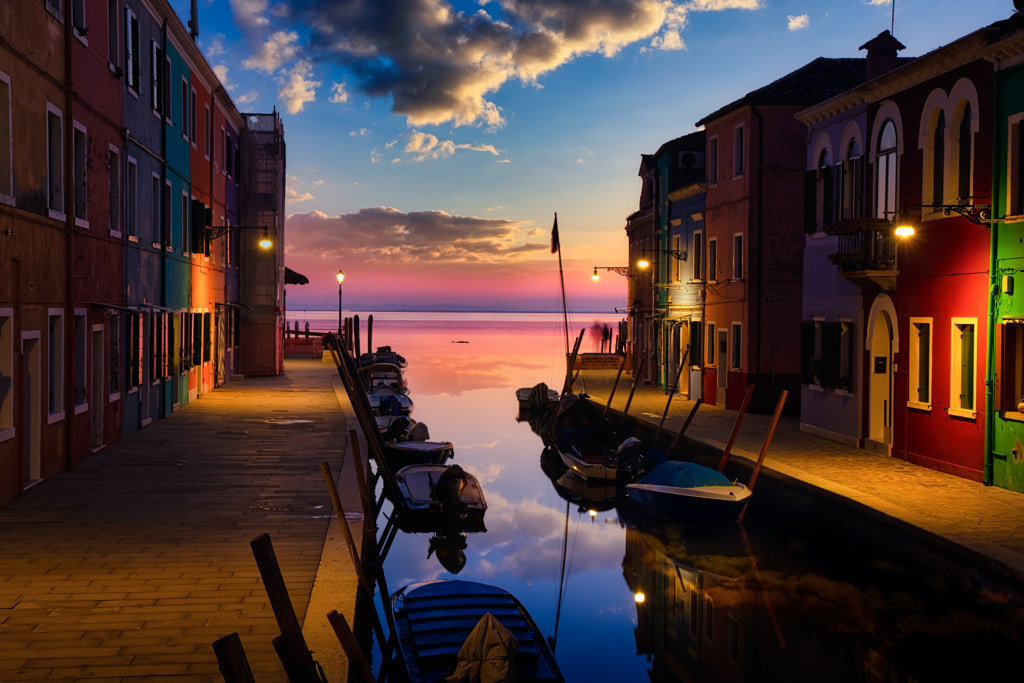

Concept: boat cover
[[446, 612, 518, 683], [638, 461, 732, 489]]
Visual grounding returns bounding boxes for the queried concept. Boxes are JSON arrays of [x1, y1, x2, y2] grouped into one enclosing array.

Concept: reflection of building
[[0, 2, 285, 502]]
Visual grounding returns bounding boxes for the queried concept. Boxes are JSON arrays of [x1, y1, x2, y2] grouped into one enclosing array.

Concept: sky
[[168, 0, 1014, 312]]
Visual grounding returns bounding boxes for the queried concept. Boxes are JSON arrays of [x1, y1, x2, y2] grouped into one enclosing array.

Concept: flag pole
[[553, 212, 569, 355]]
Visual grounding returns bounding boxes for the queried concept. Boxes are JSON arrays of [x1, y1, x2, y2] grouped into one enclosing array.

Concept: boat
[[383, 439, 454, 470], [357, 345, 407, 369], [393, 463, 487, 533], [360, 360, 408, 394], [391, 579, 564, 683], [516, 382, 560, 413], [626, 460, 752, 521], [366, 384, 414, 414]]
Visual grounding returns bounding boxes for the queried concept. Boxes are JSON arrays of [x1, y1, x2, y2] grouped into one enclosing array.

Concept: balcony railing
[[825, 218, 898, 290]]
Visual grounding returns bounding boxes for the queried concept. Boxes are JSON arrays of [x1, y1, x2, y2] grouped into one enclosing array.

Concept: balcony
[[825, 218, 898, 291]]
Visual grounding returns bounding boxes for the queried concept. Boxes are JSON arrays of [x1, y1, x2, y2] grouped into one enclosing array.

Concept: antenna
[[891, 0, 895, 35]]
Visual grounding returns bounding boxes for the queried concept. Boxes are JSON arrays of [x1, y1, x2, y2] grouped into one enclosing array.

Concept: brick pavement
[[0, 358, 365, 682], [573, 368, 1024, 585]]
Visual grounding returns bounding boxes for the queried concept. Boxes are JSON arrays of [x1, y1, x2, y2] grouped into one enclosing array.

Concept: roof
[[695, 57, 871, 127]]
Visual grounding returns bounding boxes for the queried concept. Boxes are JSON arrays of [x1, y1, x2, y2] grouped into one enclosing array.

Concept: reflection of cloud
[[228, 0, 765, 128], [285, 208, 543, 266]]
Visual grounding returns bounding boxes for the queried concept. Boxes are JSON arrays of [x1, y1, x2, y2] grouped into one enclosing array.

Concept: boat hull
[[392, 579, 563, 683], [626, 481, 751, 521], [556, 444, 619, 481], [384, 440, 454, 470], [394, 464, 487, 533]]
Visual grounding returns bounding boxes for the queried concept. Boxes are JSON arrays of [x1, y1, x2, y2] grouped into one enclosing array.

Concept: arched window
[[842, 138, 863, 219], [817, 148, 834, 229], [957, 102, 972, 201], [931, 110, 945, 205], [876, 120, 897, 219]]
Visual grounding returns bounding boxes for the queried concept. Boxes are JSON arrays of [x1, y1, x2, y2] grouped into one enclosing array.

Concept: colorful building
[[0, 1, 286, 503]]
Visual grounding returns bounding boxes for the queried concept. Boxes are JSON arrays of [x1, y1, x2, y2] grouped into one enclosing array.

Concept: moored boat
[[393, 463, 487, 533], [626, 460, 751, 521], [383, 439, 454, 470], [391, 579, 564, 683]]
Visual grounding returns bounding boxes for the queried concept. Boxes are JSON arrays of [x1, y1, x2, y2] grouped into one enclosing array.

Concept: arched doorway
[[866, 295, 899, 454]]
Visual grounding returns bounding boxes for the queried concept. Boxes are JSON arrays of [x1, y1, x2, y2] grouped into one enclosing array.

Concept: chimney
[[859, 30, 906, 80], [188, 0, 199, 41]]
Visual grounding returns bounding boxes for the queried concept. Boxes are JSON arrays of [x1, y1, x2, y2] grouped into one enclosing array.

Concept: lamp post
[[336, 269, 345, 336], [591, 266, 630, 281]]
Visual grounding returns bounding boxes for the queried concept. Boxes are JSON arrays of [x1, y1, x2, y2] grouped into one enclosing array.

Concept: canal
[[294, 311, 1024, 682]]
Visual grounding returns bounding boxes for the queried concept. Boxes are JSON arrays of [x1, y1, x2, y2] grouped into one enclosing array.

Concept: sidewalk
[[0, 358, 366, 682], [573, 368, 1024, 586]]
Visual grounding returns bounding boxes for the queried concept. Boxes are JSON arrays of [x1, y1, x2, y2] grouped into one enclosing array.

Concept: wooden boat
[[515, 382, 560, 412], [357, 345, 407, 369], [393, 464, 487, 533], [555, 430, 642, 482], [384, 439, 454, 470], [366, 384, 414, 414], [360, 361, 408, 393], [392, 579, 564, 683], [626, 461, 751, 521]]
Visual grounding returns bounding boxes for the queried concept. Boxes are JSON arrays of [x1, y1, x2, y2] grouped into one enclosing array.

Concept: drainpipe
[[984, 71, 1001, 488], [63, 0, 76, 468], [753, 105, 765, 402], [160, 19, 169, 417]]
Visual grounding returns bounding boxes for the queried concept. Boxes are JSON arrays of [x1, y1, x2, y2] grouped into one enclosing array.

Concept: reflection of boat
[[383, 439, 454, 470], [626, 461, 751, 520], [516, 382, 560, 413], [392, 579, 564, 683], [393, 464, 487, 533]]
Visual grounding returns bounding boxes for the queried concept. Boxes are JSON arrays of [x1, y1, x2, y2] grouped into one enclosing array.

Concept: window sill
[[807, 383, 824, 392], [1001, 411, 1024, 423], [74, 402, 88, 415], [907, 400, 932, 412], [948, 407, 977, 420], [0, 427, 13, 443], [47, 410, 65, 425]]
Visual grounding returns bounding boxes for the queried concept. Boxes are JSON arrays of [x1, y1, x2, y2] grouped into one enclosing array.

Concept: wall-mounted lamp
[[592, 266, 629, 281], [639, 248, 688, 263], [209, 224, 275, 249]]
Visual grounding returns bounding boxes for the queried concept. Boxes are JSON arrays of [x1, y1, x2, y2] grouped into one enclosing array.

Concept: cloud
[[278, 60, 320, 114], [864, 0, 891, 5], [235, 90, 259, 106], [402, 131, 502, 162], [350, 128, 370, 136], [286, 187, 314, 203], [205, 34, 227, 58], [212, 64, 232, 88], [328, 81, 349, 104], [787, 14, 809, 30], [285, 207, 543, 264], [231, 0, 766, 128], [312, 179, 325, 186]]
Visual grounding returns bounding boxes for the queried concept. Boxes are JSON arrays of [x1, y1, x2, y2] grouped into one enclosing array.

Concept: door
[[21, 333, 41, 486], [868, 311, 893, 452], [91, 326, 104, 449]]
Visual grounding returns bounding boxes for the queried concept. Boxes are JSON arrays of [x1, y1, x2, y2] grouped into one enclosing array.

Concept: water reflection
[[320, 313, 1024, 682]]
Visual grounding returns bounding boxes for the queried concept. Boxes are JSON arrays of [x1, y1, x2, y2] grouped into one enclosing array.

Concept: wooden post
[[249, 534, 316, 680], [367, 314, 373, 355], [212, 633, 256, 683], [327, 611, 376, 683], [655, 351, 688, 439], [353, 315, 361, 358], [604, 355, 626, 416], [622, 355, 646, 418], [717, 384, 755, 472], [738, 390, 787, 522], [320, 463, 375, 596], [560, 329, 584, 397], [666, 399, 702, 457], [349, 429, 376, 532]]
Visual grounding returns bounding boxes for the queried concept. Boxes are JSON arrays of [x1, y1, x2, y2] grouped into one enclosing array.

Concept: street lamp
[[592, 266, 629, 281], [336, 269, 345, 335]]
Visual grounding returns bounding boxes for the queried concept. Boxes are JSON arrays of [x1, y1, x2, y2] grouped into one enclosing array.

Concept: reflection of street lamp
[[336, 269, 345, 335], [591, 266, 629, 281]]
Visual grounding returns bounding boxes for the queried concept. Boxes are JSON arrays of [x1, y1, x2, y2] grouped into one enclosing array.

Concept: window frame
[[47, 309, 65, 424], [730, 322, 742, 370], [732, 232, 743, 280], [908, 317, 933, 410], [126, 155, 138, 240], [706, 322, 716, 368], [692, 230, 703, 282], [1009, 114, 1024, 219], [875, 119, 898, 220], [72, 120, 88, 226], [707, 237, 718, 282], [124, 6, 139, 95], [0, 71, 13, 205], [0, 308, 14, 442], [108, 145, 121, 236], [949, 317, 978, 419], [733, 125, 745, 178], [46, 102, 65, 220]]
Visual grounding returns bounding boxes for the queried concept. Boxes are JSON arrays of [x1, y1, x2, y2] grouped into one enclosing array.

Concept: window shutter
[[804, 170, 817, 234]]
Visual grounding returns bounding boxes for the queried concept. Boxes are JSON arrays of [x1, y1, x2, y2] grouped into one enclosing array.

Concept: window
[[838, 320, 853, 393], [48, 310, 64, 421], [708, 137, 718, 185], [181, 78, 189, 140], [125, 7, 139, 93], [693, 231, 703, 281], [151, 173, 160, 246], [72, 121, 87, 224], [180, 192, 189, 253], [950, 318, 977, 418], [0, 309, 13, 440], [108, 146, 120, 235], [1010, 116, 1024, 217], [816, 148, 834, 230], [126, 157, 137, 239], [930, 110, 945, 206], [690, 320, 702, 366], [72, 0, 85, 36], [708, 238, 718, 282], [0, 72, 12, 203], [220, 126, 226, 172], [203, 312, 212, 365], [801, 319, 853, 391], [909, 318, 932, 409], [46, 103, 64, 218], [162, 179, 172, 248], [875, 120, 898, 219], [45, 0, 62, 21], [730, 323, 742, 369], [999, 322, 1024, 413], [163, 57, 172, 122], [107, 0, 118, 68], [204, 105, 211, 158], [190, 87, 197, 145], [956, 101, 973, 201], [151, 312, 165, 382], [732, 233, 743, 280], [192, 313, 202, 367], [706, 323, 716, 367], [128, 313, 141, 391], [74, 310, 87, 411], [108, 312, 121, 401], [671, 235, 681, 283], [150, 41, 161, 112], [841, 138, 864, 220], [733, 126, 744, 178]]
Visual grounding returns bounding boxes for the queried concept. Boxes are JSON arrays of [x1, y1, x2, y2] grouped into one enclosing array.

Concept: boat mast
[[553, 212, 569, 355]]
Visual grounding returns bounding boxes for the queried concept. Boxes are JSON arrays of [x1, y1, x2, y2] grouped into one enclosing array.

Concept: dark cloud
[[238, 0, 688, 126], [286, 207, 547, 263]]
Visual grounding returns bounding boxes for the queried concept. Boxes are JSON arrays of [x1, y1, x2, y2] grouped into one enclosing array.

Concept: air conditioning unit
[[678, 151, 705, 170]]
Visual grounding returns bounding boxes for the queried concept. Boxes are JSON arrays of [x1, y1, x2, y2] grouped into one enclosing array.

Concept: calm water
[[291, 311, 1024, 682]]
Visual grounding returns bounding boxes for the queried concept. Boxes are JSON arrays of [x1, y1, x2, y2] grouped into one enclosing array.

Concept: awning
[[285, 267, 309, 285]]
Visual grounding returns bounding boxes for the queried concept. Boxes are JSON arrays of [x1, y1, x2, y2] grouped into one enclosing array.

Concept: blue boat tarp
[[639, 461, 732, 489]]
